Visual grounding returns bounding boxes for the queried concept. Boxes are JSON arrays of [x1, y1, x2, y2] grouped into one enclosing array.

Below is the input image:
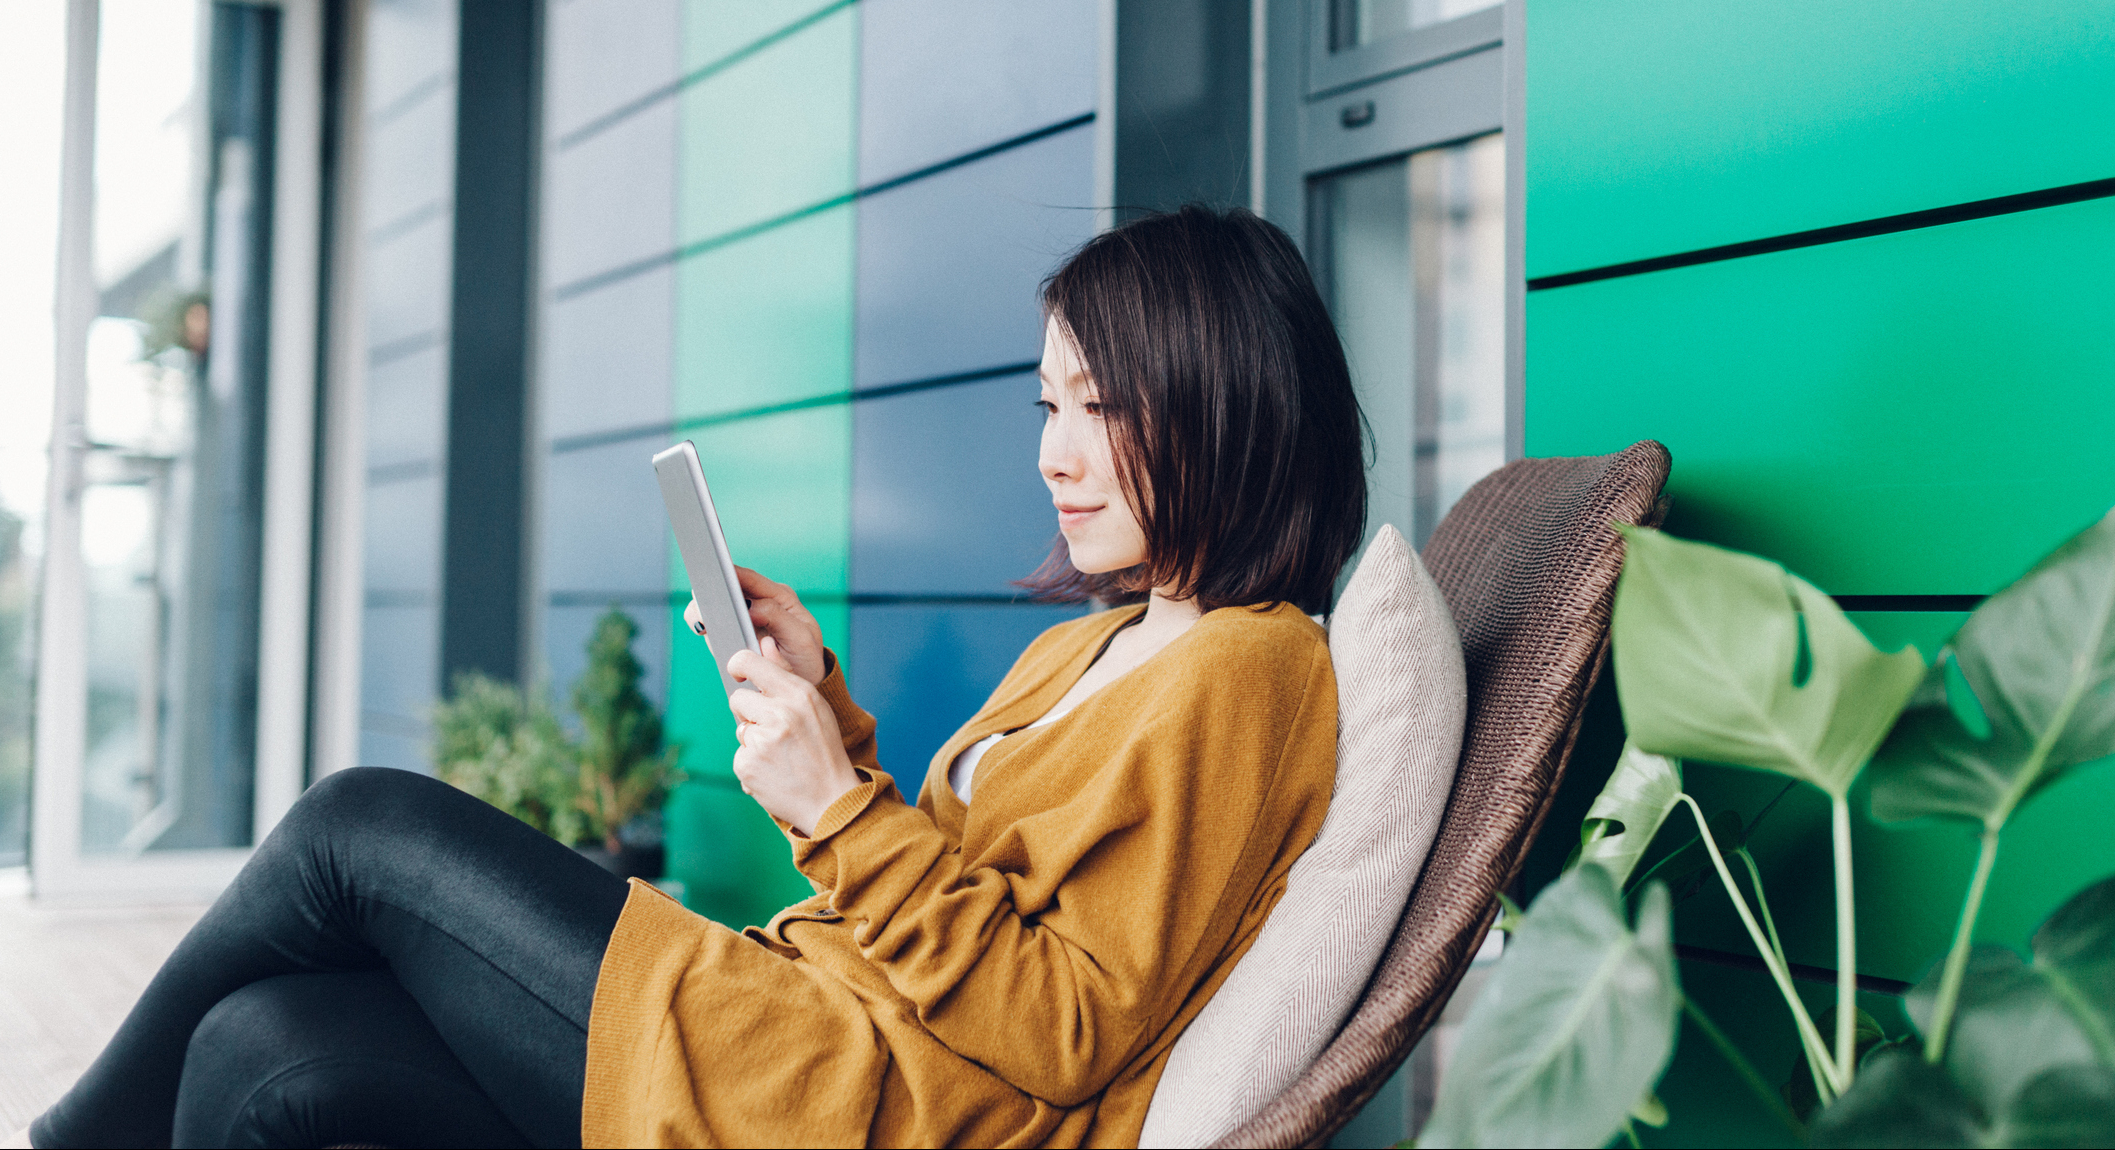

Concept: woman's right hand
[[685, 566, 828, 686]]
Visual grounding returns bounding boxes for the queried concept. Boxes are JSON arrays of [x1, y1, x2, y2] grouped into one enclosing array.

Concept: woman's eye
[[1083, 401, 1103, 417], [1033, 399, 1057, 417]]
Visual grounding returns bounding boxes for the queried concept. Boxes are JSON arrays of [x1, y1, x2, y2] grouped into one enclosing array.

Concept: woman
[[22, 205, 1366, 1150]]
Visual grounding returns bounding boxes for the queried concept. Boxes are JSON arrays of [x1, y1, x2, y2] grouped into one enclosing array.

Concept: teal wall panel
[[677, 2, 856, 244], [1527, 197, 2115, 596], [1526, 0, 2115, 277], [674, 206, 856, 416], [662, 3, 857, 927]]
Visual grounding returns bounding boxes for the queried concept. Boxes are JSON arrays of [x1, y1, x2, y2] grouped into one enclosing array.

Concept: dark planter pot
[[574, 843, 665, 882]]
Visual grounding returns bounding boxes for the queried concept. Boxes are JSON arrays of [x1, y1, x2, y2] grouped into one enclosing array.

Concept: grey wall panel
[[851, 372, 1054, 595], [362, 217, 451, 352], [544, 0, 681, 139], [540, 266, 674, 441], [364, 343, 448, 470], [362, 472, 444, 593], [363, 83, 456, 229], [363, 0, 456, 117], [849, 603, 1084, 798], [539, 439, 668, 596], [542, 600, 672, 715], [857, 0, 1096, 185], [357, 602, 440, 772], [853, 123, 1094, 388], [542, 97, 676, 289]]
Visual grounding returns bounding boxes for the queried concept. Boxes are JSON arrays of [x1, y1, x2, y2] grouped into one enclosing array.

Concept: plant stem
[[1924, 828, 2000, 1063], [1622, 1120, 1643, 1149], [1831, 794, 1858, 1087], [1735, 848, 1788, 969], [1682, 996, 1806, 1139], [1675, 793, 1843, 1096]]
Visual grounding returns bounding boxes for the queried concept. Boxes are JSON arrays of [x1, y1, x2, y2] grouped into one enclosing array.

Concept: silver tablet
[[652, 440, 760, 695]]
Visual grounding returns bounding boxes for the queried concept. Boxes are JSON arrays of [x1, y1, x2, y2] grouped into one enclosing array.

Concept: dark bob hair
[[1023, 205, 1367, 617]]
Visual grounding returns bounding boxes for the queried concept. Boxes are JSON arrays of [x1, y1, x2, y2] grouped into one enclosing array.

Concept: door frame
[[31, 0, 325, 900]]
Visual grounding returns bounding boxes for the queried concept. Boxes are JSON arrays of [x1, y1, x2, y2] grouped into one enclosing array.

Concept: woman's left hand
[[727, 638, 863, 837]]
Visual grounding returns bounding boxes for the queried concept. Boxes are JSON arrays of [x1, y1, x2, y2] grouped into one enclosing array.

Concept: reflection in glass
[[1330, 0, 1498, 51], [1314, 132, 1504, 550], [74, 0, 279, 854]]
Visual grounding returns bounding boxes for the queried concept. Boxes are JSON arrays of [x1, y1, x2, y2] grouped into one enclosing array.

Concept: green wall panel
[[1526, 0, 2115, 277], [673, 207, 856, 417], [1644, 960, 1910, 1148], [677, 3, 856, 245], [1526, 197, 2115, 596], [665, 1, 857, 929]]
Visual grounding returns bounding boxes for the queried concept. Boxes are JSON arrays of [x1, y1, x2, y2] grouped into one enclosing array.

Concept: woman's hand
[[727, 639, 863, 837], [685, 566, 827, 685]]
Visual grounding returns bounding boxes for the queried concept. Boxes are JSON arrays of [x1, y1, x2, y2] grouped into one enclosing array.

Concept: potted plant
[[430, 606, 682, 881], [1413, 511, 2115, 1148]]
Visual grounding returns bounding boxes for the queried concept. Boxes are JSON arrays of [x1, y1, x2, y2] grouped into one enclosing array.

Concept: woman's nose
[[1039, 418, 1082, 483]]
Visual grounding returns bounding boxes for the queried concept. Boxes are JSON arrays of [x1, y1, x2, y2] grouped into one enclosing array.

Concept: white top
[[946, 694, 1080, 803]]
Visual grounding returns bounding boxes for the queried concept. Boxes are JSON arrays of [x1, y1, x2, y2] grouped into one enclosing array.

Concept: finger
[[734, 566, 791, 604], [726, 685, 778, 724], [760, 635, 794, 672], [729, 648, 806, 696], [684, 598, 706, 637]]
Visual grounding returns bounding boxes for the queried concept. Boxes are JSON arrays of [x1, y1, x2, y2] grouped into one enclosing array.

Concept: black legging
[[31, 767, 630, 1149]]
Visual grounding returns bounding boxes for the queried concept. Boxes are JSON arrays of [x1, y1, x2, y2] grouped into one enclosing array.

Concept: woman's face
[[1038, 316, 1147, 575]]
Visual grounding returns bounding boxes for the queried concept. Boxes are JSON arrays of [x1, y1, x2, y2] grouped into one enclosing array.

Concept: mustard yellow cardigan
[[582, 602, 1336, 1148]]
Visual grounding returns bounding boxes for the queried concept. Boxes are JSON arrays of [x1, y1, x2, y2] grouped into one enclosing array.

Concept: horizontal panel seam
[[1528, 175, 2115, 291], [1833, 595, 1985, 612], [546, 359, 1039, 455], [1674, 943, 1910, 996], [551, 0, 858, 153], [549, 113, 1096, 303]]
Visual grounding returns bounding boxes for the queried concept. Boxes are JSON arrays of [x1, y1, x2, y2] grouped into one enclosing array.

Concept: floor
[[0, 871, 205, 1133]]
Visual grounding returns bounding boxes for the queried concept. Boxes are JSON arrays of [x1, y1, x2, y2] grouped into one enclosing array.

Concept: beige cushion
[[1139, 525, 1467, 1147]]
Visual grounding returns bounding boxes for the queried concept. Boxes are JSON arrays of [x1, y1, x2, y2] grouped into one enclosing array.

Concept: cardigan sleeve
[[788, 635, 1335, 1106], [813, 648, 880, 776]]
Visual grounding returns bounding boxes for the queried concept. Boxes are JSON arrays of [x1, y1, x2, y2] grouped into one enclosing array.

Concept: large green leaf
[[1811, 1046, 2115, 1148], [1870, 511, 2115, 829], [1418, 866, 1678, 1149], [1906, 876, 2115, 1116], [1572, 743, 1683, 888], [1610, 525, 1927, 800]]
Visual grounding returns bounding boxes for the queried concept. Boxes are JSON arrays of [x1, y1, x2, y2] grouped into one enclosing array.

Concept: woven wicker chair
[[1208, 439, 1672, 1149]]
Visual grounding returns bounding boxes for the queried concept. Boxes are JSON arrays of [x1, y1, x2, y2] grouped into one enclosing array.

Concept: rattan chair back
[[1207, 440, 1672, 1148]]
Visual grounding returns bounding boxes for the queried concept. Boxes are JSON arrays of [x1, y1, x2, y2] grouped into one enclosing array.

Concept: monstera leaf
[[1572, 743, 1683, 888], [1870, 511, 2115, 829], [1611, 526, 1927, 800], [1811, 1046, 2115, 1148], [1418, 866, 1679, 1149], [1906, 875, 2115, 1114]]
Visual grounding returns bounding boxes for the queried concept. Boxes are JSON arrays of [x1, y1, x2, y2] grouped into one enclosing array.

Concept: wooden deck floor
[[0, 872, 205, 1133]]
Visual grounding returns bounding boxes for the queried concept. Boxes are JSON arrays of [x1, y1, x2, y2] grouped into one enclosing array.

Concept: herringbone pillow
[[1138, 524, 1466, 1147]]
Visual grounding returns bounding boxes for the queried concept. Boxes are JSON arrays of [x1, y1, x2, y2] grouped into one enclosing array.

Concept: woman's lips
[[1057, 505, 1102, 529]]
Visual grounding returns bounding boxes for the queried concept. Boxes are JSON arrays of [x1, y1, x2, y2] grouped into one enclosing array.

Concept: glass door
[[31, 0, 317, 898], [1312, 133, 1505, 548]]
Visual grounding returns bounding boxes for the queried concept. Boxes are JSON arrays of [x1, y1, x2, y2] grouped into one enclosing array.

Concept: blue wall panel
[[851, 372, 1054, 595], [542, 99, 676, 291], [538, 440, 669, 597], [849, 603, 1084, 798], [539, 266, 674, 443], [362, 345, 447, 470], [853, 124, 1096, 388], [544, 0, 681, 140], [357, 604, 440, 772], [857, 0, 1096, 185]]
